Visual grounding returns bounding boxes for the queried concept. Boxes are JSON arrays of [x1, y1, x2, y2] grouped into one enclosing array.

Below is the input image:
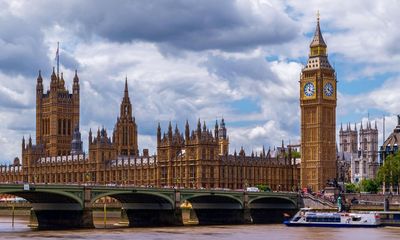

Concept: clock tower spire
[[300, 14, 337, 191]]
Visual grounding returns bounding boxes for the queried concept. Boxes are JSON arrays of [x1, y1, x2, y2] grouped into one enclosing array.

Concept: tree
[[291, 151, 301, 159], [256, 184, 271, 192], [376, 152, 400, 192], [359, 179, 379, 193], [344, 183, 359, 193]]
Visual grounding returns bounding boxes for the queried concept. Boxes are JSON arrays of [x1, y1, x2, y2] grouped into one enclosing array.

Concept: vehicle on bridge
[[246, 187, 260, 192], [284, 208, 381, 228]]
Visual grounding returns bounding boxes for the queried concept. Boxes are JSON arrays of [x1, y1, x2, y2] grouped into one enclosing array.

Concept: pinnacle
[[123, 77, 130, 100], [74, 69, 79, 82], [310, 16, 327, 48]]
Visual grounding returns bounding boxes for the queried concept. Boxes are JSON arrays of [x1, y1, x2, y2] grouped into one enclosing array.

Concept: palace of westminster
[[0, 67, 298, 190], [1, 18, 399, 192]]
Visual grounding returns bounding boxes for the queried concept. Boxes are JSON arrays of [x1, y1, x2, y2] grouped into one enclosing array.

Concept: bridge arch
[[90, 190, 178, 227], [0, 187, 91, 229], [0, 189, 83, 206], [248, 196, 297, 209], [90, 190, 174, 207], [181, 193, 244, 225], [248, 196, 298, 224], [181, 193, 244, 207]]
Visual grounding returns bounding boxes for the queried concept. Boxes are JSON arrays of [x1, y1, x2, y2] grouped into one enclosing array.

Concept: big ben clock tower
[[300, 15, 337, 191]]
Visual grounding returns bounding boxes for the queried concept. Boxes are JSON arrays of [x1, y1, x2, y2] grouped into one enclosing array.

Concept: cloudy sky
[[0, 0, 399, 163]]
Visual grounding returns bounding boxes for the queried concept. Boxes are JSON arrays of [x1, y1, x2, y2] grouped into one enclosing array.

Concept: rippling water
[[1, 216, 400, 240]]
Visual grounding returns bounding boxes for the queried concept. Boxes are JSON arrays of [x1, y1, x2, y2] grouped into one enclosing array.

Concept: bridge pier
[[125, 209, 182, 227], [32, 208, 94, 230], [249, 209, 297, 224], [194, 208, 244, 225]]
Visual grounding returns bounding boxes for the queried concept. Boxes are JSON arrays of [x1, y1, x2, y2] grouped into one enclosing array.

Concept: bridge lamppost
[[85, 172, 91, 185], [174, 177, 180, 189], [123, 171, 127, 186]]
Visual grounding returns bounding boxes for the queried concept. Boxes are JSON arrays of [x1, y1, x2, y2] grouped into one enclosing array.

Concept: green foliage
[[256, 184, 271, 192], [376, 152, 400, 189], [359, 179, 379, 193], [345, 183, 359, 193], [291, 151, 301, 158], [285, 151, 301, 158]]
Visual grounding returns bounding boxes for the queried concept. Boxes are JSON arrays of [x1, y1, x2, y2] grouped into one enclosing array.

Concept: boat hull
[[284, 221, 380, 228]]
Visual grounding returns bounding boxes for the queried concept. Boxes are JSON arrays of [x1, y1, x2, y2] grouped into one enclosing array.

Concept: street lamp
[[85, 172, 91, 185]]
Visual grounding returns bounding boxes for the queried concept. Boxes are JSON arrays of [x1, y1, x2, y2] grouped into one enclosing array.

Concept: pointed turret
[[124, 77, 129, 100], [185, 120, 190, 140], [28, 135, 32, 148], [59, 72, 65, 90], [36, 70, 43, 85], [310, 13, 327, 49], [202, 121, 207, 132], [309, 11, 327, 59], [175, 123, 179, 135], [73, 69, 79, 83], [50, 67, 58, 91], [214, 120, 219, 139], [168, 121, 173, 139], [218, 118, 227, 140], [340, 123, 343, 132], [22, 136, 25, 150], [239, 146, 245, 157], [157, 122, 161, 143], [119, 77, 132, 118], [89, 128, 93, 144], [197, 118, 201, 134], [73, 70, 80, 95], [36, 70, 43, 96], [262, 145, 266, 158]]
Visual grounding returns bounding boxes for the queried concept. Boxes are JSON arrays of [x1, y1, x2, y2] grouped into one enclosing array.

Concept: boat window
[[305, 216, 340, 223], [352, 216, 362, 221]]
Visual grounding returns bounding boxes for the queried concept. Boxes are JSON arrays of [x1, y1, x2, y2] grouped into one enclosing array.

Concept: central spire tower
[[113, 78, 138, 156]]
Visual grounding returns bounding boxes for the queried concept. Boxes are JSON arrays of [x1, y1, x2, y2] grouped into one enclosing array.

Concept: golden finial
[[316, 10, 320, 22]]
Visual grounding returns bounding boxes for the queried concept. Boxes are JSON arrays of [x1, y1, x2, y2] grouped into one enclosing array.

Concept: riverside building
[[0, 68, 299, 190]]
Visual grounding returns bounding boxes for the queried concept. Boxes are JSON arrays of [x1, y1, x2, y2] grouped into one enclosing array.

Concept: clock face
[[304, 82, 315, 97], [324, 82, 334, 96]]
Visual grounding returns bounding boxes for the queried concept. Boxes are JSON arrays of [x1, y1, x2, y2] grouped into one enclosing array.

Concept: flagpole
[[57, 42, 60, 78]]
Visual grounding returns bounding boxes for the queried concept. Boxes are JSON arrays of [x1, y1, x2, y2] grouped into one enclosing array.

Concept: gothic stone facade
[[338, 122, 379, 183], [0, 70, 299, 191]]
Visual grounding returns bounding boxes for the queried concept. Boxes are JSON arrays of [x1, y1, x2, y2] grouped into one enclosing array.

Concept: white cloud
[[0, 0, 399, 163]]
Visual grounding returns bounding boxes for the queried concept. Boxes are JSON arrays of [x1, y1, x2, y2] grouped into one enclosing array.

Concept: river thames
[[0, 216, 400, 240]]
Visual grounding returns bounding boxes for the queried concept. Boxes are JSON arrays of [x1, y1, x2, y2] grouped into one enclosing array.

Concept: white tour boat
[[284, 208, 381, 228]]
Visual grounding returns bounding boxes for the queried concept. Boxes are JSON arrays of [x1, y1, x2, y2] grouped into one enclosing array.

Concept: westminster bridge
[[0, 184, 303, 229]]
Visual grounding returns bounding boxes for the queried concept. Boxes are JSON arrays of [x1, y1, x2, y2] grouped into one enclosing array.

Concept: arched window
[[363, 138, 368, 151], [202, 148, 206, 159], [58, 119, 62, 135]]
